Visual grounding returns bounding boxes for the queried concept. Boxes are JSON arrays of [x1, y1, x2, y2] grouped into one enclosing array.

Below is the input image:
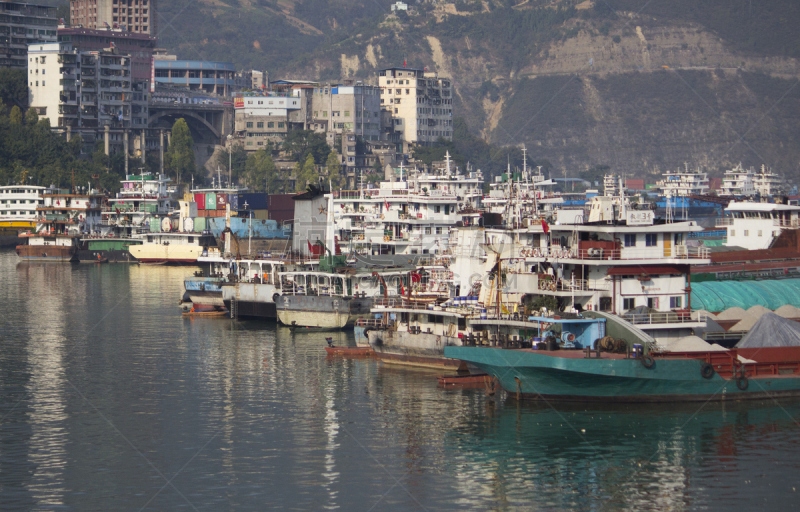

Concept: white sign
[[626, 210, 654, 226]]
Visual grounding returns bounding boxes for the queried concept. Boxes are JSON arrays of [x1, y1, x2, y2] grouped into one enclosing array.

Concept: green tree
[[9, 105, 22, 125], [0, 68, 27, 108], [325, 150, 342, 190], [295, 153, 318, 192], [283, 129, 331, 164], [24, 108, 38, 125], [245, 148, 277, 192], [166, 118, 195, 185]]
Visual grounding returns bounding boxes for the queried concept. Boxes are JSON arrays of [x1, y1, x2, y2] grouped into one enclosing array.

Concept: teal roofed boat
[[446, 339, 800, 403]]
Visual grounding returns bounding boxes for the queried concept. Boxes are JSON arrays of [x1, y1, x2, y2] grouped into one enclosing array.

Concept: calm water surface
[[1, 248, 799, 511]]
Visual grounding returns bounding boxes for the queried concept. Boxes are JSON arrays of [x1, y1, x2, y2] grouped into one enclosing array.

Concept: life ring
[[272, 293, 280, 303], [380, 214, 385, 220], [700, 363, 714, 379], [736, 374, 749, 390], [79, 215, 84, 221], [641, 355, 655, 369]]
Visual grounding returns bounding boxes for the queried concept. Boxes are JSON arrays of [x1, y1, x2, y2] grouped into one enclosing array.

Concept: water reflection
[[2, 249, 799, 511], [445, 399, 800, 511]]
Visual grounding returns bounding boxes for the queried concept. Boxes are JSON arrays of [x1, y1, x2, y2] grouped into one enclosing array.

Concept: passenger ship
[[0, 185, 46, 247]]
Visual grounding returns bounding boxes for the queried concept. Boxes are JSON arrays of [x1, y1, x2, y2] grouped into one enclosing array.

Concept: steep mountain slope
[[45, 0, 800, 179]]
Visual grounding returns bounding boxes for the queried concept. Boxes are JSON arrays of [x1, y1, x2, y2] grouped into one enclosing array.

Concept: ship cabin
[[141, 231, 217, 249], [717, 201, 800, 250]]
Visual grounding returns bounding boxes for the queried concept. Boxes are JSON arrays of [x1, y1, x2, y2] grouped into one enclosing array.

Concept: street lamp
[[227, 134, 233, 188]]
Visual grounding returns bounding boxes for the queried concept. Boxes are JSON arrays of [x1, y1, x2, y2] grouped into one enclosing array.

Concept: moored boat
[[445, 340, 800, 403], [129, 231, 218, 264]]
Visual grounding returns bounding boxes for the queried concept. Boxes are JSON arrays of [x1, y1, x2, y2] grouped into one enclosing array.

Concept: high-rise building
[[311, 82, 382, 142], [0, 2, 57, 69], [58, 26, 156, 81], [378, 67, 453, 146], [28, 41, 149, 152], [70, 0, 156, 35]]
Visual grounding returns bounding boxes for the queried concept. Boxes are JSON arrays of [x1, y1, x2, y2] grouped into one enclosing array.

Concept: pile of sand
[[774, 305, 800, 319], [716, 307, 748, 321], [746, 305, 772, 319]]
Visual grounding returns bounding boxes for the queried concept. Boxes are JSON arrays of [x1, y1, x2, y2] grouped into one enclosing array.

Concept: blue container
[[236, 193, 268, 211]]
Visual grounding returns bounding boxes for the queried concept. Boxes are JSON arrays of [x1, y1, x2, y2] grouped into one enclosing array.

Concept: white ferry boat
[[326, 152, 483, 265], [128, 228, 218, 264], [0, 185, 46, 246], [658, 164, 710, 197]]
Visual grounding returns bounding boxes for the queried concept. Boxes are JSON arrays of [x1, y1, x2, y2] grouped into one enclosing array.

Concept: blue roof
[[691, 279, 800, 311], [154, 60, 235, 71]]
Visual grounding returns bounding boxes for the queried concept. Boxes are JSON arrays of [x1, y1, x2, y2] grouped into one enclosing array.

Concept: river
[[1, 248, 799, 511]]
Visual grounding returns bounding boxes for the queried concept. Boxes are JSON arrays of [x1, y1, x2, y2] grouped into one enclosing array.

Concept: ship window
[[624, 234, 636, 247], [744, 230, 749, 236], [758, 230, 762, 237], [188, 237, 194, 243], [623, 298, 635, 310], [645, 234, 657, 247], [730, 229, 735, 236], [647, 298, 658, 309], [670, 296, 682, 309]]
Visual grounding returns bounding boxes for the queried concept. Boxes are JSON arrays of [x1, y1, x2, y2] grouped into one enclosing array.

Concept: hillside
[[44, 1, 800, 180]]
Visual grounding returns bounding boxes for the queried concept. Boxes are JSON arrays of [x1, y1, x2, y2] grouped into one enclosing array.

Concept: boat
[[276, 267, 407, 330], [15, 187, 103, 262], [326, 152, 483, 267], [128, 230, 218, 264], [0, 185, 46, 247], [445, 342, 800, 402], [77, 171, 175, 263]]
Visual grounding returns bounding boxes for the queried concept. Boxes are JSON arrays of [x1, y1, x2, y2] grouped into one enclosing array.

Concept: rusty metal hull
[[16, 244, 76, 262]]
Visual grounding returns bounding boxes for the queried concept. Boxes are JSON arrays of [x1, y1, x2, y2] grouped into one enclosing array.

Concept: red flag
[[384, 198, 390, 212], [401, 282, 405, 295], [307, 240, 313, 254], [541, 219, 549, 234]]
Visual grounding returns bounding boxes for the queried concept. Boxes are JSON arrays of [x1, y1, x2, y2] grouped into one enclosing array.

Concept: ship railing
[[773, 218, 799, 227], [517, 246, 710, 261], [715, 217, 734, 227], [535, 277, 610, 293], [372, 298, 440, 311], [624, 311, 705, 325], [355, 318, 385, 328]]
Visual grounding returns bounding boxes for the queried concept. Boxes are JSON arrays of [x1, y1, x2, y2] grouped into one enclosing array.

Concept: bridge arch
[[148, 110, 221, 143]]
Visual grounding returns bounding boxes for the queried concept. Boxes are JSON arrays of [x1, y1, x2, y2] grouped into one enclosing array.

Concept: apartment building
[[234, 91, 303, 149], [0, 1, 57, 69], [57, 26, 156, 80], [70, 0, 156, 35], [310, 83, 382, 142], [28, 41, 148, 151], [378, 67, 453, 146]]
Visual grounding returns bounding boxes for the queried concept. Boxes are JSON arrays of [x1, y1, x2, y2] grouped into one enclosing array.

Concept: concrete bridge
[[147, 101, 234, 144]]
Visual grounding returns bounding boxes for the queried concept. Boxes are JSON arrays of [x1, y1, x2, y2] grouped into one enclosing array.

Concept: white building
[[720, 163, 755, 197], [718, 201, 800, 250], [234, 91, 304, 149], [28, 42, 148, 151], [378, 67, 453, 146]]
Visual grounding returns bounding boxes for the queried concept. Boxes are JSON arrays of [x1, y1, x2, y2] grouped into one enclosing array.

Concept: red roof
[[625, 179, 645, 190], [607, 265, 688, 276]]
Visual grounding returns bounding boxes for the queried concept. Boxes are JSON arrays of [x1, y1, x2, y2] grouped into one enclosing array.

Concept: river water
[[1, 248, 799, 511]]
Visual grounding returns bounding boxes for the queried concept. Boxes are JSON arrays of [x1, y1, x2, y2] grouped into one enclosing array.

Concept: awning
[[607, 265, 687, 276]]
